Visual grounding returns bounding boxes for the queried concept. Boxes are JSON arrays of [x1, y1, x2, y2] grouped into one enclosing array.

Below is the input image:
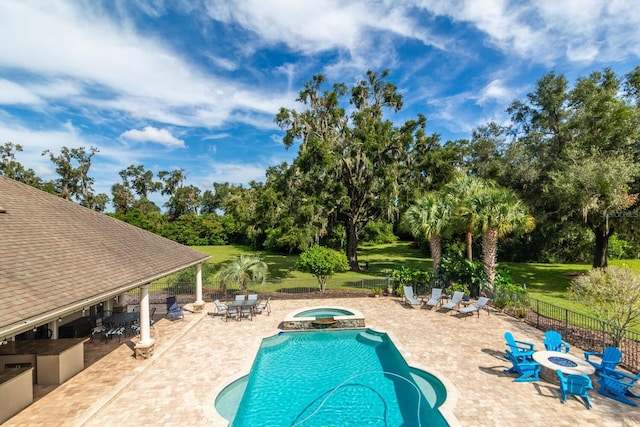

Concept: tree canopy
[[3, 66, 640, 266]]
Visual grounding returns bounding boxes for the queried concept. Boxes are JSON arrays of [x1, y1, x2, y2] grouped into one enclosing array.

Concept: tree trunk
[[466, 230, 473, 261], [592, 226, 613, 268], [482, 229, 498, 291], [429, 235, 442, 275], [346, 219, 360, 271]]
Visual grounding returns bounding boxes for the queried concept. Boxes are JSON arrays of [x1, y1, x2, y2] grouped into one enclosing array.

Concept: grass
[[191, 242, 640, 313]]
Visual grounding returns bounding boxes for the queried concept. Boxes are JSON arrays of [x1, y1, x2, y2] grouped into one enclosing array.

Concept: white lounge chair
[[403, 286, 422, 307], [457, 297, 490, 317], [423, 288, 443, 309], [441, 291, 465, 312]]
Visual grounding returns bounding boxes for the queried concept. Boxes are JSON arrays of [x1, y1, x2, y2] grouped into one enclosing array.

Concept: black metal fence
[[126, 278, 394, 305]]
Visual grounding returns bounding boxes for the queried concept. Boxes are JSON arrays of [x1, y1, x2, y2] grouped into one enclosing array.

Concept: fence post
[[536, 299, 539, 328]]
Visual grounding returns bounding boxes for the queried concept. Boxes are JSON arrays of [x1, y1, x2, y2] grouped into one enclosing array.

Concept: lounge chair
[[402, 286, 421, 307], [441, 291, 464, 311], [557, 370, 593, 409], [166, 296, 184, 320], [422, 288, 442, 309], [457, 297, 490, 318], [504, 331, 536, 361], [504, 350, 540, 382], [544, 330, 570, 353], [598, 369, 640, 406], [584, 346, 622, 373]]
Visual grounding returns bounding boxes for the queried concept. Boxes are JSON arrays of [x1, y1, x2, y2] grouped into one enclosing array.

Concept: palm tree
[[216, 255, 269, 295], [403, 193, 452, 276], [473, 188, 535, 291], [443, 175, 493, 262]]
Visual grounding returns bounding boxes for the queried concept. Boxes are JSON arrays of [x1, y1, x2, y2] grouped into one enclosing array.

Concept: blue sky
[[1, 1, 639, 208]]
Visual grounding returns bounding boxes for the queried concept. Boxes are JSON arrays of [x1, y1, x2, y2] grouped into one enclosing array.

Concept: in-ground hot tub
[[282, 306, 365, 330]]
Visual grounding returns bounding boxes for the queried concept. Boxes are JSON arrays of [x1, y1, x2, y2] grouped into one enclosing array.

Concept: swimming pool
[[215, 329, 449, 426]]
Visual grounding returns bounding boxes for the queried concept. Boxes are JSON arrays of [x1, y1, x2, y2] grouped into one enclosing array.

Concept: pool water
[[294, 308, 354, 318], [216, 329, 449, 426]]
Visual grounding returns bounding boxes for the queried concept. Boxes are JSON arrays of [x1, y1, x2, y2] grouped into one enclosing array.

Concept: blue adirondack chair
[[544, 330, 570, 353], [504, 331, 536, 361], [597, 369, 640, 406], [504, 350, 540, 382], [584, 346, 622, 373], [556, 370, 593, 409]]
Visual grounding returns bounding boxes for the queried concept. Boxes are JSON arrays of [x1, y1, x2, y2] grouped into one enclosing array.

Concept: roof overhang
[[0, 257, 209, 339]]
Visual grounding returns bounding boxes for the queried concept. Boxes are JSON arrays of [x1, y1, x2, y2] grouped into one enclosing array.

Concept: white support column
[[193, 262, 205, 313], [134, 284, 155, 359], [49, 320, 58, 339], [138, 285, 153, 345]]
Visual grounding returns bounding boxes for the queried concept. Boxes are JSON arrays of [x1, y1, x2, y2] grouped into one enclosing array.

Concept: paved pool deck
[[5, 296, 640, 426]]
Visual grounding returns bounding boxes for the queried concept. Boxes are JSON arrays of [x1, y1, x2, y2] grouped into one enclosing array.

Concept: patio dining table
[[225, 299, 259, 321], [103, 312, 139, 327]]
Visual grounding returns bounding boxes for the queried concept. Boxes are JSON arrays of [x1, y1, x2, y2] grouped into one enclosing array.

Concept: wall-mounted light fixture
[[1, 338, 7, 345], [58, 317, 62, 322], [32, 327, 37, 332]]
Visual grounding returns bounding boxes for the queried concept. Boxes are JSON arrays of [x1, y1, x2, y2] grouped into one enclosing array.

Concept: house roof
[[0, 176, 210, 335]]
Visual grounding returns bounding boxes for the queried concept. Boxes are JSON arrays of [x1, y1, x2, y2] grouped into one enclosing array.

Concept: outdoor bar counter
[[0, 367, 33, 423], [0, 338, 87, 385]]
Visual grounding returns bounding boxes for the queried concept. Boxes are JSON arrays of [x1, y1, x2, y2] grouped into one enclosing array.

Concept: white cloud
[[200, 162, 268, 186], [416, 0, 640, 65], [477, 79, 512, 105], [120, 126, 185, 148], [0, 79, 43, 105], [0, 2, 291, 130]]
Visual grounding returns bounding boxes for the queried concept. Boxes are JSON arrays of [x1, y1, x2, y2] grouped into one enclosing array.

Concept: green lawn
[[192, 242, 639, 313]]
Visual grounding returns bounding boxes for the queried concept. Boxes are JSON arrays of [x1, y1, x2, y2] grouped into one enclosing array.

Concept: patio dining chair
[[212, 299, 229, 317], [240, 304, 253, 321], [255, 297, 271, 315], [90, 318, 106, 342]]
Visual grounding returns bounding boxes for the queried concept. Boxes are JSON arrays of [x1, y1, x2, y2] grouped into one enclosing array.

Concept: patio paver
[[4, 297, 640, 426]]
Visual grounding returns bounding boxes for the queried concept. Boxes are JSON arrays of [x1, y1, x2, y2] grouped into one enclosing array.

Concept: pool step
[[357, 331, 385, 347]]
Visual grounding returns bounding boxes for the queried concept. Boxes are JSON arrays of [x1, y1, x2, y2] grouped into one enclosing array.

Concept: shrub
[[569, 266, 640, 346]]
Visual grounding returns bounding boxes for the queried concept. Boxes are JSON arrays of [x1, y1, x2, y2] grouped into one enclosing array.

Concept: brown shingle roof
[[0, 176, 210, 334]]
